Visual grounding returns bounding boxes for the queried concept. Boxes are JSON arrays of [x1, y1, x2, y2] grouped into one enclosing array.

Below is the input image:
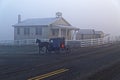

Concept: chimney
[[18, 14, 21, 23]]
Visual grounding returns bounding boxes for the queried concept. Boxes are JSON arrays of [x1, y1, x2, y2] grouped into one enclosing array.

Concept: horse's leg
[[38, 46, 41, 54]]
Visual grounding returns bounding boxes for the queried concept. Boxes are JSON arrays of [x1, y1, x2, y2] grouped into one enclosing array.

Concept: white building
[[76, 29, 104, 40], [13, 13, 79, 40]]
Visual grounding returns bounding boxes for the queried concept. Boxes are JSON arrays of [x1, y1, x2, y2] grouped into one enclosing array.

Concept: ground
[[0, 43, 120, 80]]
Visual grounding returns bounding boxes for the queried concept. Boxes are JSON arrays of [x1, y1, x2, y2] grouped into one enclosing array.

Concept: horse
[[36, 39, 49, 54]]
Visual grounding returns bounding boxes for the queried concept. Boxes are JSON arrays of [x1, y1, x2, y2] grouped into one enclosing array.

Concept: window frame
[[24, 27, 30, 35], [52, 29, 59, 36], [17, 28, 20, 35], [35, 27, 42, 35]]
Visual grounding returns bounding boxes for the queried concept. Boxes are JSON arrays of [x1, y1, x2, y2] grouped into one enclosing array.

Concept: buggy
[[36, 37, 71, 54]]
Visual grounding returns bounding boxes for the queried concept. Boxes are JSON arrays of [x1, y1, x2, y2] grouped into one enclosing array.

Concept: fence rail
[[0, 39, 49, 45], [0, 37, 118, 47], [66, 38, 104, 47]]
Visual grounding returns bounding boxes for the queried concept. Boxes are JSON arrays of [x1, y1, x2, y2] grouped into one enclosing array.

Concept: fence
[[66, 38, 104, 47], [0, 39, 35, 45], [0, 38, 111, 47], [0, 39, 50, 45]]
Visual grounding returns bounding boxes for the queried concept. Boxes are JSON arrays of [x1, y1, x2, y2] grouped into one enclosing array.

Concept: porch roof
[[51, 25, 79, 30]]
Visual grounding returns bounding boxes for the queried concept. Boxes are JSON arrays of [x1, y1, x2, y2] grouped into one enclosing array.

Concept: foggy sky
[[0, 0, 120, 40]]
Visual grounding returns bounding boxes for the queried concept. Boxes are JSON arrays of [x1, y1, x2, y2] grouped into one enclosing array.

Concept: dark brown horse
[[36, 39, 49, 54]]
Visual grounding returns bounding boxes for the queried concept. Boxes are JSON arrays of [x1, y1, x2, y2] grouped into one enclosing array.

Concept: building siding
[[14, 26, 49, 40]]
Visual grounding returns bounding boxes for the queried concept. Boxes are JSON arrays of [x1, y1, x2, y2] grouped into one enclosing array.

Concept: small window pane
[[52, 29, 58, 36], [24, 28, 30, 35], [36, 28, 42, 35], [17, 28, 20, 35]]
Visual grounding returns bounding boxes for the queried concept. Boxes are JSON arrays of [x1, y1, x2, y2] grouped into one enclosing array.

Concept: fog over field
[[0, 0, 120, 40]]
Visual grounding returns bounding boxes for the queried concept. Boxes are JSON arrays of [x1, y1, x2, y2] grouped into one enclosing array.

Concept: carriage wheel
[[40, 47, 47, 54]]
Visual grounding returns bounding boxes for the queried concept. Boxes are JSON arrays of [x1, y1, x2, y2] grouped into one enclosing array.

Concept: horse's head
[[36, 39, 41, 43]]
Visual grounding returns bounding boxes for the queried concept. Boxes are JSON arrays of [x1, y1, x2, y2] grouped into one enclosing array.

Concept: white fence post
[[0, 37, 116, 47]]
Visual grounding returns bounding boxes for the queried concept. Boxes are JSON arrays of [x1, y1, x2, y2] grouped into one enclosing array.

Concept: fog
[[0, 0, 120, 40]]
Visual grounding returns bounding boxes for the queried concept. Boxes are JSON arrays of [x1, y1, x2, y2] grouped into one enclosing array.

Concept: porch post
[[73, 30, 75, 40], [65, 28, 67, 40], [71, 30, 76, 40], [70, 30, 73, 40]]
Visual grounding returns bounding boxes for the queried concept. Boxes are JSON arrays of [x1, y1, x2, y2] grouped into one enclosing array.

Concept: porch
[[50, 25, 79, 40]]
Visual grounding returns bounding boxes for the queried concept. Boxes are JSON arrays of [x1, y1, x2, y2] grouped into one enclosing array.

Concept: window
[[67, 30, 69, 36], [24, 28, 30, 35], [61, 29, 66, 36], [36, 28, 42, 35], [17, 28, 20, 35], [52, 29, 58, 36]]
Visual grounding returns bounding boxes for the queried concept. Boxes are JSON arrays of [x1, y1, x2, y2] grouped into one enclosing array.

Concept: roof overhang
[[51, 25, 79, 30], [13, 25, 48, 27]]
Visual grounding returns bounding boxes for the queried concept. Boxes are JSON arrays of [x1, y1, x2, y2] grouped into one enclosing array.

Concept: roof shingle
[[14, 17, 58, 26]]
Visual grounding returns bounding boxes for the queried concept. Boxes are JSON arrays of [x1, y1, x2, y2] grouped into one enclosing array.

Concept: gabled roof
[[95, 31, 104, 34], [55, 25, 79, 30], [77, 29, 95, 34], [13, 17, 59, 26]]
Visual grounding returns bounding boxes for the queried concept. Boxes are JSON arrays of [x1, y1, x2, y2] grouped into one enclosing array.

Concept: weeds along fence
[[0, 38, 112, 47]]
